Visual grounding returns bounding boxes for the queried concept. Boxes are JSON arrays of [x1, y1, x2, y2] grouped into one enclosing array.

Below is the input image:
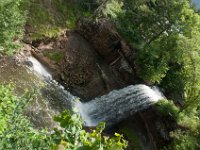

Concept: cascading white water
[[76, 85, 164, 127], [27, 57, 52, 80], [24, 56, 77, 127], [26, 56, 77, 103], [26, 56, 164, 128]]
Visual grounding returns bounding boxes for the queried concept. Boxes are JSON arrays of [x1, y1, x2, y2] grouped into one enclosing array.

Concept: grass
[[24, 0, 93, 40]]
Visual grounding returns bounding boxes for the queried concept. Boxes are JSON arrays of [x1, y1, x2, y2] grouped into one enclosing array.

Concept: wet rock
[[24, 60, 33, 67]]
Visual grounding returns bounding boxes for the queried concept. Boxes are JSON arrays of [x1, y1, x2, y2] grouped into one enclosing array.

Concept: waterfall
[[76, 85, 164, 127], [26, 56, 77, 103], [27, 57, 52, 80], [24, 56, 77, 127], [26, 56, 164, 128]]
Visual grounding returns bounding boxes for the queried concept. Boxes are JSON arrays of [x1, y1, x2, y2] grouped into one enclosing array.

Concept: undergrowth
[[25, 0, 93, 40], [43, 51, 64, 63]]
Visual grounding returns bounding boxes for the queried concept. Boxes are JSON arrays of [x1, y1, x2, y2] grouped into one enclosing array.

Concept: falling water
[[26, 56, 77, 104], [27, 57, 52, 80], [76, 85, 164, 127], [26, 56, 164, 128], [23, 56, 164, 150], [24, 56, 77, 127]]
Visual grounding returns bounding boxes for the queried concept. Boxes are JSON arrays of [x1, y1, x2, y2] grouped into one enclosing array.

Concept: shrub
[[155, 99, 180, 119], [0, 0, 26, 55], [0, 85, 128, 149]]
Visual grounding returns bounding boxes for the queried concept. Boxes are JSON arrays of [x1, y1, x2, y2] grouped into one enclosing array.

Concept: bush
[[0, 85, 128, 149], [155, 99, 180, 119], [0, 0, 26, 55], [155, 99, 200, 150], [167, 127, 200, 150], [52, 110, 128, 150], [0, 85, 51, 149]]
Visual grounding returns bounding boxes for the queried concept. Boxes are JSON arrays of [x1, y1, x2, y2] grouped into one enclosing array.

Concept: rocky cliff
[[28, 18, 176, 149]]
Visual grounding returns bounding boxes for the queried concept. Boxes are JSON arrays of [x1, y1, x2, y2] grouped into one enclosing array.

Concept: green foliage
[[52, 110, 128, 150], [155, 99, 200, 150], [155, 99, 180, 120], [99, 0, 183, 45], [167, 112, 200, 150], [100, 0, 123, 19], [159, 64, 185, 104], [0, 85, 52, 149], [168, 128, 200, 150], [99, 0, 200, 110], [0, 85, 127, 150], [43, 51, 64, 63], [26, 0, 94, 40], [0, 0, 26, 55], [136, 37, 170, 83]]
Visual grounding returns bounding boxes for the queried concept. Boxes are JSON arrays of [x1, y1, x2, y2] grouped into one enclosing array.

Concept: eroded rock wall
[[59, 33, 120, 100], [77, 19, 139, 85]]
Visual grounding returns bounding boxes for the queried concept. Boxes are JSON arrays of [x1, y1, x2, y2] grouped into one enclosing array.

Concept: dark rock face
[[139, 107, 177, 149], [59, 33, 120, 100], [30, 19, 139, 101], [77, 19, 121, 63], [77, 18, 139, 85], [115, 108, 177, 150], [58, 18, 141, 100]]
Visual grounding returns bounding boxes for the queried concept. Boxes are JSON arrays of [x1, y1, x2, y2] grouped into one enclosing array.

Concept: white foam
[[75, 84, 164, 127], [27, 56, 52, 80]]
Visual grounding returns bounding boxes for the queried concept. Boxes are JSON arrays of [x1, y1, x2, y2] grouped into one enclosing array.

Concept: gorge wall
[[31, 19, 139, 101], [60, 18, 140, 100]]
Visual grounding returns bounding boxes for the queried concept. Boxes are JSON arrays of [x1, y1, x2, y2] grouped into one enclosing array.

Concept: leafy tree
[[155, 100, 200, 150], [97, 1, 200, 148], [97, 0, 200, 109]]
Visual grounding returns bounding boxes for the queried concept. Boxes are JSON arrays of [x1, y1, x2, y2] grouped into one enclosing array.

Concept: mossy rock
[[43, 51, 64, 63]]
